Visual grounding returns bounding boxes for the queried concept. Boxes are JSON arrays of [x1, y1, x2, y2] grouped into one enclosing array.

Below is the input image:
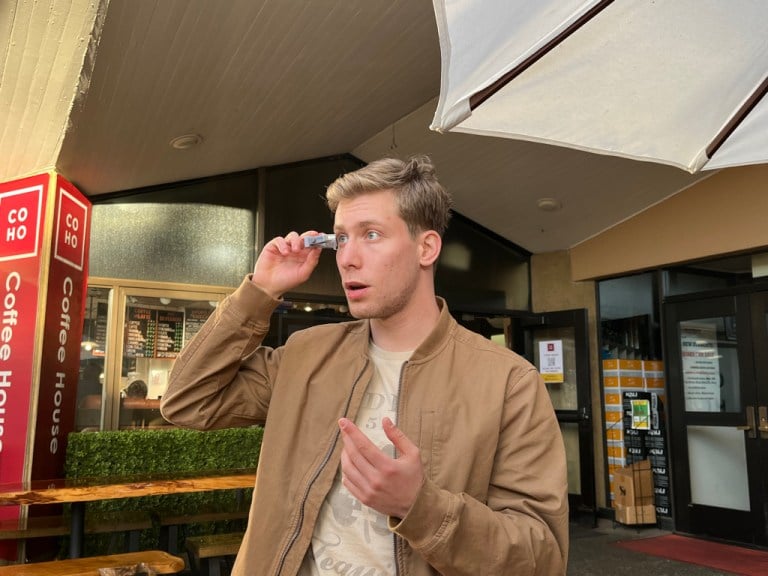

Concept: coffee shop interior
[[4, 0, 768, 560]]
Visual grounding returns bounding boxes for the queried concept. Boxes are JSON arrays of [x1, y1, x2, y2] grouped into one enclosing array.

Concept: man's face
[[334, 189, 423, 320]]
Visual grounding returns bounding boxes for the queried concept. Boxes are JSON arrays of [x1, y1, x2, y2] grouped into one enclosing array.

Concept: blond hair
[[326, 156, 452, 237]]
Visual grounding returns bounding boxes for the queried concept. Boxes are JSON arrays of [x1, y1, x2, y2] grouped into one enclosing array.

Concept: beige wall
[[571, 164, 768, 281], [531, 251, 607, 508]]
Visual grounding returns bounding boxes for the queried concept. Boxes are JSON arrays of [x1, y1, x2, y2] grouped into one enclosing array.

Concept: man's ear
[[419, 230, 442, 267]]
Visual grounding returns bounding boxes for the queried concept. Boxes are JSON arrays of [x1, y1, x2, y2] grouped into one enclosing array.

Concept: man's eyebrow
[[334, 219, 382, 233]]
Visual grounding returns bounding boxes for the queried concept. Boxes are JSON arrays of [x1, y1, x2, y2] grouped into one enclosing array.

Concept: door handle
[[738, 406, 756, 439], [759, 406, 768, 436]]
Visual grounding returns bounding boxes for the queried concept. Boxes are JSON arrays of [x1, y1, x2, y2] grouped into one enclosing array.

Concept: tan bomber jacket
[[161, 277, 569, 576]]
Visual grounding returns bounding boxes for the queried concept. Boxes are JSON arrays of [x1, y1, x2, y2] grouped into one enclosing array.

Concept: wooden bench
[[185, 532, 244, 576], [158, 507, 249, 554], [0, 512, 154, 553], [0, 469, 257, 559], [0, 550, 184, 575]]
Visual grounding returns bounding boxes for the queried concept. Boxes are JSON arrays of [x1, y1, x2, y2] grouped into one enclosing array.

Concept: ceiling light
[[537, 197, 562, 212], [159, 297, 172, 305], [169, 133, 203, 150]]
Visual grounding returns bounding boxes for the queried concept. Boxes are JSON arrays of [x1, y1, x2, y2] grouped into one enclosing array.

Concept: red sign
[[0, 174, 91, 560], [31, 177, 90, 482], [0, 174, 50, 558]]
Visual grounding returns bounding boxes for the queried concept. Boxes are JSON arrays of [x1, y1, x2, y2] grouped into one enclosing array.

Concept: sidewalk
[[568, 518, 732, 575]]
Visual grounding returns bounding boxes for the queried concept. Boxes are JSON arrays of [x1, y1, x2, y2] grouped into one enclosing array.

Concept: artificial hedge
[[63, 426, 263, 556]]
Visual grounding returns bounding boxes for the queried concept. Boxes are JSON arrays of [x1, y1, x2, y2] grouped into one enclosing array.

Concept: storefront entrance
[[665, 287, 768, 545]]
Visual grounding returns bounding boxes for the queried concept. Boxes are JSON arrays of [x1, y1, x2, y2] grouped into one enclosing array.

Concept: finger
[[339, 418, 386, 470], [339, 444, 367, 493], [382, 417, 418, 459], [284, 231, 303, 251]]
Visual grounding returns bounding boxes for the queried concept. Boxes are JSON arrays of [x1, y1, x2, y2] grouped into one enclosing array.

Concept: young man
[[161, 156, 569, 576]]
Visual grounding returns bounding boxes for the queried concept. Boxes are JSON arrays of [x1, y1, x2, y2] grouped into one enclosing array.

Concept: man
[[161, 156, 569, 575]]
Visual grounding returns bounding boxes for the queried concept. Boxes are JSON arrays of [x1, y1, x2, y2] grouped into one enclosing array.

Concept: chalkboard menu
[[156, 310, 185, 358], [184, 308, 213, 346], [125, 305, 212, 359], [125, 306, 157, 358], [94, 301, 109, 353]]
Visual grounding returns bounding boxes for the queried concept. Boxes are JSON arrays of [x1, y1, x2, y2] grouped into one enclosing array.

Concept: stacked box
[[645, 426, 671, 517], [603, 359, 670, 517], [613, 459, 657, 525], [602, 360, 643, 500], [603, 359, 643, 492], [614, 460, 656, 525]]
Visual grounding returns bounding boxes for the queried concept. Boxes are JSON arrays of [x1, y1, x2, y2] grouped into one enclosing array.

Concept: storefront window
[[76, 280, 230, 431]]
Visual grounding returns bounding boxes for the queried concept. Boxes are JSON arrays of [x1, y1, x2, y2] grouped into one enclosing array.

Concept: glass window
[[598, 272, 660, 360], [90, 170, 259, 288]]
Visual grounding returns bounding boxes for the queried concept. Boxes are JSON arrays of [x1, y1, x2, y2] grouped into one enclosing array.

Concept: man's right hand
[[251, 231, 323, 299]]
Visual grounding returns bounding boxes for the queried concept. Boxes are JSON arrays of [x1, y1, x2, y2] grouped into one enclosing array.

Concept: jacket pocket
[[416, 409, 446, 482]]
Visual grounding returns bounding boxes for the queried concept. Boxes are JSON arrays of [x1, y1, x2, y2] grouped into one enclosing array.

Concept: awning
[[430, 0, 768, 173]]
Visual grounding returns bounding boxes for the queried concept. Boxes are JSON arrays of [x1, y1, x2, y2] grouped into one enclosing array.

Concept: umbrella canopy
[[430, 0, 768, 173]]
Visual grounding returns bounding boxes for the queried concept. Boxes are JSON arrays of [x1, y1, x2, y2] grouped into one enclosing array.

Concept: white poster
[[680, 322, 721, 412], [538, 340, 564, 384]]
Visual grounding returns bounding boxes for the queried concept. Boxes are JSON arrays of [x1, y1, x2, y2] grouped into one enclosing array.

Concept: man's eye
[[366, 231, 380, 240], [336, 234, 349, 245]]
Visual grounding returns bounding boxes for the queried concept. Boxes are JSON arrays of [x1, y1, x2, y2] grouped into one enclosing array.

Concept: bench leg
[[160, 525, 179, 554], [69, 502, 85, 558], [125, 529, 141, 552], [202, 557, 223, 576]]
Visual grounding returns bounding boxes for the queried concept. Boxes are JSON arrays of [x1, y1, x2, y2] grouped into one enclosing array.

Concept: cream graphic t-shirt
[[300, 343, 411, 576]]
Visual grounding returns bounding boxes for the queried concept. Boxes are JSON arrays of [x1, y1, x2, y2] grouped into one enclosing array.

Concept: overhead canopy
[[430, 0, 768, 173]]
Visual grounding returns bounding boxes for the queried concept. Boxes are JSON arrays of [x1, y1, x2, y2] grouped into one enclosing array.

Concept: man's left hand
[[338, 416, 424, 519]]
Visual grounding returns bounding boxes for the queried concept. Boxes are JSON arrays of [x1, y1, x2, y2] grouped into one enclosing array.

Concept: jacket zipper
[[273, 359, 370, 575], [393, 360, 409, 576]]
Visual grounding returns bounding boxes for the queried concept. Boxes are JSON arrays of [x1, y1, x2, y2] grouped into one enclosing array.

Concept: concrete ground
[[568, 518, 735, 576], [207, 519, 735, 576]]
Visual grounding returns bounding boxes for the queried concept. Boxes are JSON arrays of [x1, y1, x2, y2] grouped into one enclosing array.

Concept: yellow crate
[[604, 410, 623, 424], [645, 377, 665, 389]]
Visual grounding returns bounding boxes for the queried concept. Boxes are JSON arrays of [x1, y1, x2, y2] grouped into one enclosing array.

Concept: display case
[[76, 278, 233, 431]]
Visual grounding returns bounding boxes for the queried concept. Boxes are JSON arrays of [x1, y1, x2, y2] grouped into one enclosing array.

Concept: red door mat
[[614, 534, 768, 576]]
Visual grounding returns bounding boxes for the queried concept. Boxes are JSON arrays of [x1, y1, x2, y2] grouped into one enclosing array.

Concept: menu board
[[125, 306, 157, 358], [156, 310, 185, 358], [94, 301, 109, 354], [184, 308, 213, 346], [125, 305, 214, 358]]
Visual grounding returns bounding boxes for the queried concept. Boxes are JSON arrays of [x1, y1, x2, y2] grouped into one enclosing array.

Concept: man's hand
[[252, 231, 323, 299], [338, 417, 424, 519]]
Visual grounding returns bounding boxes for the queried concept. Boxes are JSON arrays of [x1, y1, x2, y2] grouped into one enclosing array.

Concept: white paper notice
[[538, 340, 564, 384], [680, 322, 721, 412]]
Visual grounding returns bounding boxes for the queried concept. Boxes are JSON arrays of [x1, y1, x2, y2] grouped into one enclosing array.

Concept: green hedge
[[63, 427, 263, 556]]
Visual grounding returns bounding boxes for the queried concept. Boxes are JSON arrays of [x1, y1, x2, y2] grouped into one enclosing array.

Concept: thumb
[[383, 417, 417, 457]]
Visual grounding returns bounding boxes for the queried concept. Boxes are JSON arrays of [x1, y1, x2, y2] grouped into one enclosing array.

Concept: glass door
[[514, 309, 595, 523], [665, 290, 768, 545]]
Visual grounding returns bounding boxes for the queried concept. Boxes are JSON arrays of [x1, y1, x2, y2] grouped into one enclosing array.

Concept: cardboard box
[[614, 459, 654, 507], [615, 503, 657, 525]]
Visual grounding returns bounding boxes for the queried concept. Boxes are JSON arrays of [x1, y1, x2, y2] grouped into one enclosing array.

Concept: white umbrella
[[430, 0, 768, 173]]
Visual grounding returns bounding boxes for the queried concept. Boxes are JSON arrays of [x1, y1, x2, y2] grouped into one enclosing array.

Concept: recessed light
[[537, 197, 562, 212], [169, 133, 203, 150]]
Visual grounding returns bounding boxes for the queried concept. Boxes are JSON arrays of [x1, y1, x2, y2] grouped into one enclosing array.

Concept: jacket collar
[[346, 297, 456, 363]]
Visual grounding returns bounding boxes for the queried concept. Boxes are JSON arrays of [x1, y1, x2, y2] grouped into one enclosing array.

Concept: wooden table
[[0, 550, 185, 575], [0, 469, 256, 559]]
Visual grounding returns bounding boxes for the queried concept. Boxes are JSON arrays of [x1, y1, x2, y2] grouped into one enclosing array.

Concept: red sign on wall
[[0, 174, 91, 560], [32, 177, 91, 482]]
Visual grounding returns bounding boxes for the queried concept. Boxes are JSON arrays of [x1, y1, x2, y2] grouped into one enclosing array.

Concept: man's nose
[[336, 239, 360, 268]]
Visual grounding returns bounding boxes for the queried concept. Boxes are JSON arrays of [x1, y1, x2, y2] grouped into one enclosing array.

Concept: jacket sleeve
[[391, 367, 569, 576], [160, 276, 283, 430]]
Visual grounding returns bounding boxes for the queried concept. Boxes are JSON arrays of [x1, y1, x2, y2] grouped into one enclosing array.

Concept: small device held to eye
[[303, 233, 337, 250]]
